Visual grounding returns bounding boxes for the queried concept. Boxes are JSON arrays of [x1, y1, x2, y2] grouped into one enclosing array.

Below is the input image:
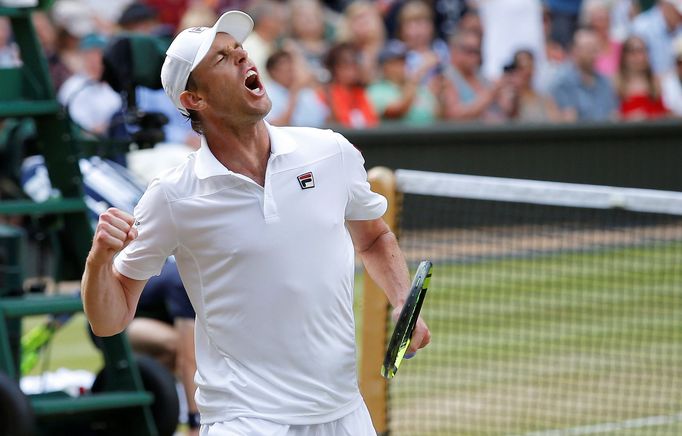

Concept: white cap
[[161, 10, 254, 115]]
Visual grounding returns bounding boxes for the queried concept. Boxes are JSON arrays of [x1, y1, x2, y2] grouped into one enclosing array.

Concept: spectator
[[243, 0, 289, 85], [0, 17, 20, 67], [478, 0, 545, 81], [661, 35, 682, 115], [546, 0, 584, 49], [536, 5, 569, 93], [117, 2, 162, 34], [338, 0, 386, 85], [84, 0, 137, 35], [583, 0, 621, 78], [615, 35, 668, 119], [143, 0, 188, 31], [320, 42, 378, 128], [264, 50, 329, 127], [435, 0, 470, 39], [57, 34, 122, 134], [631, 0, 682, 75], [368, 40, 440, 125], [177, 3, 218, 31], [441, 30, 504, 121], [456, 6, 483, 39], [382, 0, 468, 42], [283, 0, 333, 83], [32, 12, 72, 91], [395, 0, 449, 82], [610, 0, 639, 42], [50, 0, 99, 74], [550, 28, 618, 121], [509, 49, 563, 122]]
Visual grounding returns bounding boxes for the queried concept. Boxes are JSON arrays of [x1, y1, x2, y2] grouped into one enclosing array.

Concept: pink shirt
[[595, 40, 622, 78]]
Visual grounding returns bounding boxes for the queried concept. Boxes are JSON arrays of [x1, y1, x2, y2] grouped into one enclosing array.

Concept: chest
[[172, 155, 348, 257]]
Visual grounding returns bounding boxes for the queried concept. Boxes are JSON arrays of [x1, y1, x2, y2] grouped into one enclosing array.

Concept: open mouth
[[244, 69, 263, 95]]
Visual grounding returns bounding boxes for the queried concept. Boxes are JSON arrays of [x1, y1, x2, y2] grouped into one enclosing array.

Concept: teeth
[[246, 70, 257, 78]]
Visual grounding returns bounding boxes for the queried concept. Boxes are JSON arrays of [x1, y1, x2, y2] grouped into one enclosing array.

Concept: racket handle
[[405, 352, 416, 359]]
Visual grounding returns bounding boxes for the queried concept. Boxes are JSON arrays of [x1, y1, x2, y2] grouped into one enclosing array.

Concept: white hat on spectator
[[664, 0, 682, 15], [161, 10, 253, 116]]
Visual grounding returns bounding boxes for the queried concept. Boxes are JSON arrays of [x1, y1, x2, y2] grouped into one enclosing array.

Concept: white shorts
[[199, 402, 376, 436]]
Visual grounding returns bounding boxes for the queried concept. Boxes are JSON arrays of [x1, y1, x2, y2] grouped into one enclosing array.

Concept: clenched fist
[[88, 208, 138, 265]]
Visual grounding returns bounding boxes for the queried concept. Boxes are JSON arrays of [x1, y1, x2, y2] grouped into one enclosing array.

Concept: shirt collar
[[193, 121, 298, 180]]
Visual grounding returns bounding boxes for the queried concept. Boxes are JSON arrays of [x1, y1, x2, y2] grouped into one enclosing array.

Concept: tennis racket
[[381, 260, 432, 379]]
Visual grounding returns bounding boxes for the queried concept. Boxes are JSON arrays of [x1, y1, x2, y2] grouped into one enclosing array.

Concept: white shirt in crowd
[[661, 71, 682, 115], [479, 0, 546, 81], [57, 74, 122, 133]]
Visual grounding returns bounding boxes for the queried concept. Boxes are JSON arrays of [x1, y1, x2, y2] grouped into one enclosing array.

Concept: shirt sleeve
[[367, 84, 393, 116], [113, 179, 178, 280], [336, 133, 387, 220]]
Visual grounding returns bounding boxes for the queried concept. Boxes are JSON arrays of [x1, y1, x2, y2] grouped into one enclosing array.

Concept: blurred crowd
[[1, 0, 681, 142]]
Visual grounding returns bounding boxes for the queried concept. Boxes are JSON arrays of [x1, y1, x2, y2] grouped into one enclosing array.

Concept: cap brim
[[191, 11, 254, 71]]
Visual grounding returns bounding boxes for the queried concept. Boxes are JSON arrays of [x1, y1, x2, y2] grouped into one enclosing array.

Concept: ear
[[179, 89, 207, 112]]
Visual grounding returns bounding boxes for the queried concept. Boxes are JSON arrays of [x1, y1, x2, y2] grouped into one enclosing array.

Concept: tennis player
[[82, 10, 430, 435]]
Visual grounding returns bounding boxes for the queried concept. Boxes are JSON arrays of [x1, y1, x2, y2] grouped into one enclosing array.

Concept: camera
[[102, 34, 170, 149], [503, 61, 517, 74]]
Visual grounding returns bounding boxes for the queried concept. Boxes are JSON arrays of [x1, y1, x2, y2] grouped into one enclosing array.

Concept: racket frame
[[381, 260, 432, 379]]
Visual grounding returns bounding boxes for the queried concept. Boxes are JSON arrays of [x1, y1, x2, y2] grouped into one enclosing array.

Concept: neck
[[576, 62, 595, 78], [202, 118, 271, 186]]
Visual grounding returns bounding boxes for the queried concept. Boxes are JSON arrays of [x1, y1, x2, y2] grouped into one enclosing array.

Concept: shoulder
[[57, 75, 87, 101], [552, 64, 578, 87], [144, 153, 198, 202], [276, 125, 344, 151], [272, 125, 361, 167], [631, 9, 656, 33]]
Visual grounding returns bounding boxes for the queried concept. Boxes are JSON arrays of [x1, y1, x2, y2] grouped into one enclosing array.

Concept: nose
[[233, 47, 248, 64]]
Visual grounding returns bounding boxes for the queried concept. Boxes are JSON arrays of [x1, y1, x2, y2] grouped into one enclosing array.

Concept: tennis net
[[388, 170, 682, 436]]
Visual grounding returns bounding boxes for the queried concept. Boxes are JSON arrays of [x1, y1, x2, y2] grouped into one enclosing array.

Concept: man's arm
[[347, 218, 431, 354], [82, 208, 148, 337]]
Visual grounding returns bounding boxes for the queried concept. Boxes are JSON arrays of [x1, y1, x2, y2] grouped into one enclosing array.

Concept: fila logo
[[297, 172, 315, 189]]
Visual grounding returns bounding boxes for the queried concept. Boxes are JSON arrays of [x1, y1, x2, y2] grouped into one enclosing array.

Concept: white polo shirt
[[114, 123, 387, 425]]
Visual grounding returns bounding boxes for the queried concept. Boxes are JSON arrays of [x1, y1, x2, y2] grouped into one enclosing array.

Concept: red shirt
[[620, 94, 668, 119], [320, 84, 378, 128]]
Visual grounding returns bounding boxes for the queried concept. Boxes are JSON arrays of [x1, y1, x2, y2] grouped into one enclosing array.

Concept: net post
[[360, 166, 398, 435]]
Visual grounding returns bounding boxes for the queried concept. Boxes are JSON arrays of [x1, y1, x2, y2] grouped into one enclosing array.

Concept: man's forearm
[[357, 230, 411, 308], [82, 259, 135, 337]]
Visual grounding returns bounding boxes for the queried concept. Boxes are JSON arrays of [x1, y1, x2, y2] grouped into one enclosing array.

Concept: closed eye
[[213, 43, 242, 65]]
